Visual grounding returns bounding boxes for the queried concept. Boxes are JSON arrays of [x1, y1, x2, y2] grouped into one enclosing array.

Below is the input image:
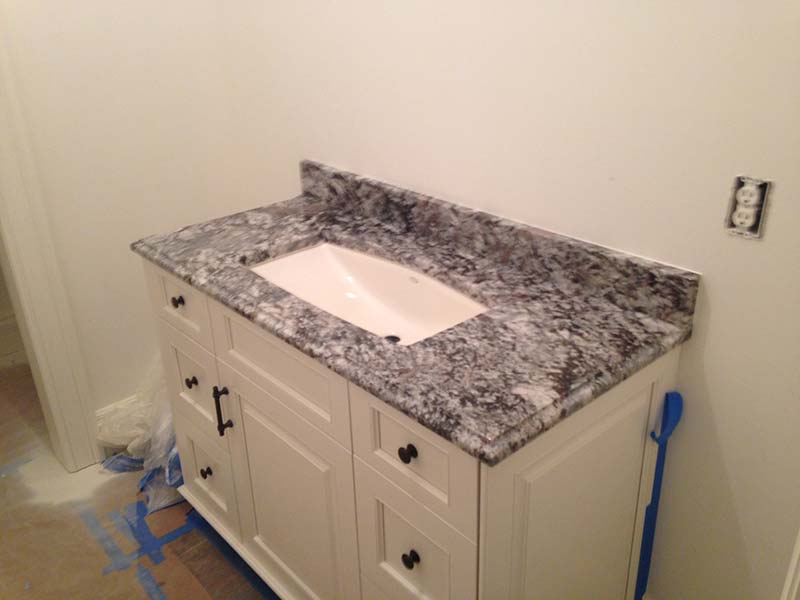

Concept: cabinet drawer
[[355, 459, 477, 600], [144, 262, 214, 351], [157, 322, 233, 451], [209, 300, 351, 449], [351, 385, 479, 541], [174, 412, 241, 539]]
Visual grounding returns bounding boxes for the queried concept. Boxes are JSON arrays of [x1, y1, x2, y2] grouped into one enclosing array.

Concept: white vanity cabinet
[[144, 262, 679, 600]]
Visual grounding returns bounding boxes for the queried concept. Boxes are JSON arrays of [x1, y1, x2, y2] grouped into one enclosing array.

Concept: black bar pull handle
[[200, 466, 213, 479], [212, 386, 234, 437], [185, 376, 198, 389], [397, 443, 418, 464], [401, 549, 420, 570], [170, 295, 185, 309]]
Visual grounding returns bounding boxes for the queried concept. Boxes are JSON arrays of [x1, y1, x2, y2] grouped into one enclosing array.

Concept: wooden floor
[[0, 363, 279, 600]]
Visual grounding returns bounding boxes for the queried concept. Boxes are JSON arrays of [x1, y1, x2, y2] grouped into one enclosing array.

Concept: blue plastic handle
[[650, 391, 683, 445], [635, 391, 683, 600]]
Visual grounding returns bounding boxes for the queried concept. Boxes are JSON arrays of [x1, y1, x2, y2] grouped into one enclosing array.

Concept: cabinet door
[[220, 363, 361, 600], [481, 377, 665, 600]]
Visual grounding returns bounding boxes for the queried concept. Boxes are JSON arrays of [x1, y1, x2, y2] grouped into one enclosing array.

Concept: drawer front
[[144, 262, 214, 350], [174, 411, 241, 538], [355, 459, 477, 600], [209, 300, 352, 449], [156, 322, 232, 451], [351, 385, 479, 541]]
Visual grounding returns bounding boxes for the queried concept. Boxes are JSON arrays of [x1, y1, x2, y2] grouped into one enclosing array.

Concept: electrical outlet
[[725, 176, 771, 239]]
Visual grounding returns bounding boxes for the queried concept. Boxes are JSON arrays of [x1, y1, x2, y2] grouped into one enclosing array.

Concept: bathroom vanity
[[133, 162, 699, 600]]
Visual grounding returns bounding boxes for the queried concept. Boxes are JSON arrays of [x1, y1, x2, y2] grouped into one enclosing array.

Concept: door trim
[[0, 12, 98, 471], [781, 526, 800, 600]]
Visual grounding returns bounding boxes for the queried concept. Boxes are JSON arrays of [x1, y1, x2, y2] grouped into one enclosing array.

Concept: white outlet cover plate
[[725, 176, 771, 239]]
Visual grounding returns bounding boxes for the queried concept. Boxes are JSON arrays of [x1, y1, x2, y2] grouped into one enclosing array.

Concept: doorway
[[0, 249, 26, 368], [0, 238, 50, 465]]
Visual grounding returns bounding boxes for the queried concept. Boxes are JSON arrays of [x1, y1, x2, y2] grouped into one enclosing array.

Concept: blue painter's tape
[[136, 564, 168, 600], [78, 509, 131, 574], [108, 509, 137, 544], [81, 500, 278, 599], [123, 501, 166, 564], [83, 500, 195, 575], [0, 456, 33, 478], [106, 501, 195, 567]]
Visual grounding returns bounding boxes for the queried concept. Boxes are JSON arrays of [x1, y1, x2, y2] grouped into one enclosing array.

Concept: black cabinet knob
[[185, 376, 198, 389], [401, 549, 420, 570], [170, 295, 185, 309], [397, 443, 418, 464], [200, 466, 213, 480]]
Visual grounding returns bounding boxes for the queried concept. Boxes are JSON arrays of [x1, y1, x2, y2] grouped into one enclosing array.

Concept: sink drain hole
[[384, 335, 401, 344]]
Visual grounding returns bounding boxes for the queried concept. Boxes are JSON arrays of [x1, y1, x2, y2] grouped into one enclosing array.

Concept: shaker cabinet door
[[221, 363, 361, 600]]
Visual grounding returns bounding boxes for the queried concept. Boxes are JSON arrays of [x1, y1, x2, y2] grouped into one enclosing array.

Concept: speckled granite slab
[[132, 161, 699, 465]]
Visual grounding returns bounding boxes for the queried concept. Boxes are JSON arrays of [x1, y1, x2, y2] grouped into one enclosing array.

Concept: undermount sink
[[250, 243, 486, 345]]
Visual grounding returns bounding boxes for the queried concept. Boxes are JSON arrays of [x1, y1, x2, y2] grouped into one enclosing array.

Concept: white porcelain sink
[[251, 243, 486, 345]]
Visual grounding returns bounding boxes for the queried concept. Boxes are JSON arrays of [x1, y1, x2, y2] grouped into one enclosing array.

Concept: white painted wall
[[0, 2, 261, 408], [0, 1, 798, 598]]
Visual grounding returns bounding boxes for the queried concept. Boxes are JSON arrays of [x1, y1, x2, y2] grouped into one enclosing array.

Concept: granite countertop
[[132, 161, 699, 465]]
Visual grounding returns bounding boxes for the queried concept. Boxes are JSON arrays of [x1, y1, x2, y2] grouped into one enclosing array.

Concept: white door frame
[[782, 526, 800, 600], [0, 14, 99, 472]]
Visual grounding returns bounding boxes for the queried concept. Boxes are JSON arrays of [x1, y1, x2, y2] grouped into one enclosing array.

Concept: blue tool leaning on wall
[[635, 391, 684, 600]]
